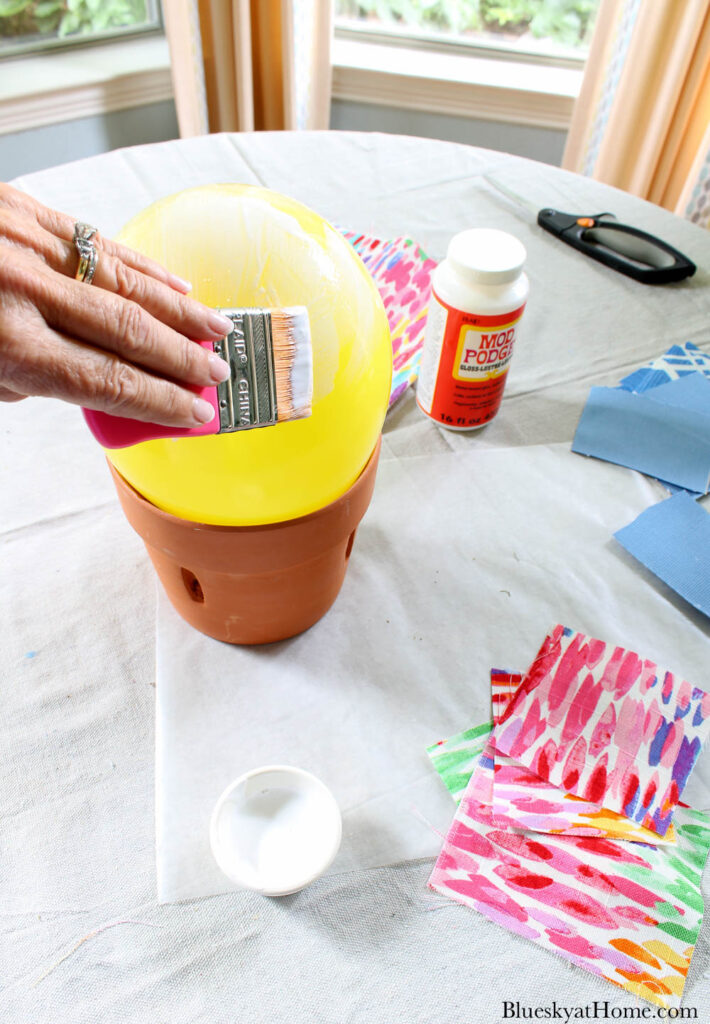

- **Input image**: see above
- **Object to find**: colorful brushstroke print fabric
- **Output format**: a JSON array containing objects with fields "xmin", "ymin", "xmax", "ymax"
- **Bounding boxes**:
[
  {"xmin": 340, "ymin": 229, "xmax": 436, "ymax": 407},
  {"xmin": 490, "ymin": 749, "xmax": 677, "ymax": 845},
  {"xmin": 429, "ymin": 671, "xmax": 677, "ymax": 844},
  {"xmin": 428, "ymin": 738, "xmax": 710, "ymax": 1009},
  {"xmin": 491, "ymin": 669, "xmax": 522, "ymax": 723},
  {"xmin": 491, "ymin": 670, "xmax": 676, "ymax": 843},
  {"xmin": 428, "ymin": 718, "xmax": 676, "ymax": 843},
  {"xmin": 427, "ymin": 722, "xmax": 492, "ymax": 803},
  {"xmin": 426, "ymin": 670, "xmax": 521, "ymax": 803},
  {"xmin": 427, "ymin": 633, "xmax": 710, "ymax": 1006},
  {"xmin": 495, "ymin": 625, "xmax": 710, "ymax": 837}
]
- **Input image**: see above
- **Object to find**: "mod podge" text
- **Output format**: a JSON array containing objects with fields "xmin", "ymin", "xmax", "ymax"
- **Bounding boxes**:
[{"xmin": 459, "ymin": 327, "xmax": 516, "ymax": 372}]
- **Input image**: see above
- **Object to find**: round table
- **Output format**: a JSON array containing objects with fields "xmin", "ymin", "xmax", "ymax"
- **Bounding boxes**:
[{"xmin": 3, "ymin": 131, "xmax": 710, "ymax": 1023}]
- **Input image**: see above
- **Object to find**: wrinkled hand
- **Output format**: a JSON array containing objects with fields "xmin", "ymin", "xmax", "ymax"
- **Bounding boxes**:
[{"xmin": 0, "ymin": 183, "xmax": 233, "ymax": 427}]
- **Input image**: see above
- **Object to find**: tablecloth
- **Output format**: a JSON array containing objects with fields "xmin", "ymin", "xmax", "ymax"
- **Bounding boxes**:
[{"xmin": 2, "ymin": 131, "xmax": 710, "ymax": 1024}]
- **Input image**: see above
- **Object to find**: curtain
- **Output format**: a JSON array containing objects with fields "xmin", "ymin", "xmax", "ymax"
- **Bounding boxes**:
[
  {"xmin": 563, "ymin": 0, "xmax": 710, "ymax": 228},
  {"xmin": 163, "ymin": 0, "xmax": 333, "ymax": 136}
]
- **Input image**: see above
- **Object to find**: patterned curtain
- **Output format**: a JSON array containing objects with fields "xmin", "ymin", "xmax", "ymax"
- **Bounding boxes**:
[
  {"xmin": 163, "ymin": 0, "xmax": 333, "ymax": 136},
  {"xmin": 563, "ymin": 0, "xmax": 710, "ymax": 228}
]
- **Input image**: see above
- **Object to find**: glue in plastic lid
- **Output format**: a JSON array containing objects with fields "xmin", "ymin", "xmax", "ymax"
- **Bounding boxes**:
[
  {"xmin": 209, "ymin": 765, "xmax": 342, "ymax": 897},
  {"xmin": 446, "ymin": 228, "xmax": 526, "ymax": 286}
]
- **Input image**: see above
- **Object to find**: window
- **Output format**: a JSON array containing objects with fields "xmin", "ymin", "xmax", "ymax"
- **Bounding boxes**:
[
  {"xmin": 331, "ymin": 0, "xmax": 595, "ymax": 155},
  {"xmin": 334, "ymin": 0, "xmax": 600, "ymax": 68},
  {"xmin": 0, "ymin": 0, "xmax": 162, "ymax": 59}
]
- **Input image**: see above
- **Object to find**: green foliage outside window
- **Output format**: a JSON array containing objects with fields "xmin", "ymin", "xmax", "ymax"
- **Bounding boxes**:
[
  {"xmin": 0, "ymin": 0, "xmax": 150, "ymax": 46},
  {"xmin": 336, "ymin": 0, "xmax": 599, "ymax": 50}
]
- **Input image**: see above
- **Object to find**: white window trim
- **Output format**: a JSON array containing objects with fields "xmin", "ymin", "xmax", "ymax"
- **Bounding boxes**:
[
  {"xmin": 331, "ymin": 36, "xmax": 583, "ymax": 130},
  {"xmin": 0, "ymin": 35, "xmax": 173, "ymax": 137}
]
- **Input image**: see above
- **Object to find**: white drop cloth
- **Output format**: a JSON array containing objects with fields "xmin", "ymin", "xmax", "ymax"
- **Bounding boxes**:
[{"xmin": 3, "ymin": 132, "xmax": 710, "ymax": 1023}]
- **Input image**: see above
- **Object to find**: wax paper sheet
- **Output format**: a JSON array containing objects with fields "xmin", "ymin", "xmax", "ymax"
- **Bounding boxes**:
[
  {"xmin": 572, "ymin": 386, "xmax": 710, "ymax": 494},
  {"xmin": 495, "ymin": 625, "xmax": 710, "ymax": 836},
  {"xmin": 429, "ymin": 734, "xmax": 710, "ymax": 1009},
  {"xmin": 340, "ymin": 229, "xmax": 436, "ymax": 407},
  {"xmin": 615, "ymin": 492, "xmax": 710, "ymax": 619},
  {"xmin": 619, "ymin": 342, "xmax": 710, "ymax": 394}
]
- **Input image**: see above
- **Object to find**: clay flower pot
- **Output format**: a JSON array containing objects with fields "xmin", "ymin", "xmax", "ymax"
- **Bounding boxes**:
[{"xmin": 108, "ymin": 439, "xmax": 381, "ymax": 645}]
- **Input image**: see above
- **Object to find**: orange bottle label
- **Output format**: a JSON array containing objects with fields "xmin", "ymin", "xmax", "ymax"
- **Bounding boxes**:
[{"xmin": 417, "ymin": 290, "xmax": 526, "ymax": 429}]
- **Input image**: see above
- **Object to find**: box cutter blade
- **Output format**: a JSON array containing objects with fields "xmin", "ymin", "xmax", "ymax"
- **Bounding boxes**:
[{"xmin": 483, "ymin": 175, "xmax": 696, "ymax": 285}]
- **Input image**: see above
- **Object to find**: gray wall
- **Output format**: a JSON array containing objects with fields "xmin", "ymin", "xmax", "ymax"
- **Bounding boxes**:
[
  {"xmin": 2, "ymin": 99, "xmax": 178, "ymax": 182},
  {"xmin": 330, "ymin": 99, "xmax": 566, "ymax": 165}
]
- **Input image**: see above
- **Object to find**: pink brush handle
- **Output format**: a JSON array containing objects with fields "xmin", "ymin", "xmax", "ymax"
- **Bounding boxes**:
[{"xmin": 82, "ymin": 341, "xmax": 221, "ymax": 449}]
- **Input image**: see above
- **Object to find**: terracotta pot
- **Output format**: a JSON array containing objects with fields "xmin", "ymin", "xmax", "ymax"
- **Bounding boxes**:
[{"xmin": 108, "ymin": 438, "xmax": 381, "ymax": 645}]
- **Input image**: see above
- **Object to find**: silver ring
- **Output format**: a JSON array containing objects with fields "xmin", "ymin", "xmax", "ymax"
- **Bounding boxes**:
[{"xmin": 73, "ymin": 221, "xmax": 98, "ymax": 284}]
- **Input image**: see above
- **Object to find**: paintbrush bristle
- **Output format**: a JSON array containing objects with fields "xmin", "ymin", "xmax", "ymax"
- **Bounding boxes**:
[{"xmin": 270, "ymin": 307, "xmax": 314, "ymax": 423}]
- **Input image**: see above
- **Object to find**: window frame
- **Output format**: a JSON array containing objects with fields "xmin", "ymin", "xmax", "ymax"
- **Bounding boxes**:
[
  {"xmin": 0, "ymin": 0, "xmax": 163, "ymax": 61},
  {"xmin": 0, "ymin": 34, "xmax": 173, "ymax": 137},
  {"xmin": 331, "ymin": 31, "xmax": 584, "ymax": 132},
  {"xmin": 334, "ymin": 21, "xmax": 589, "ymax": 72}
]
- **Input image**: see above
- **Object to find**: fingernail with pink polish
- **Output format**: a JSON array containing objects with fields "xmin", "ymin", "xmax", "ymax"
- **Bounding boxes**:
[
  {"xmin": 208, "ymin": 353, "xmax": 231, "ymax": 383},
  {"xmin": 169, "ymin": 274, "xmax": 192, "ymax": 293},
  {"xmin": 193, "ymin": 397, "xmax": 216, "ymax": 424},
  {"xmin": 207, "ymin": 311, "xmax": 235, "ymax": 337}
]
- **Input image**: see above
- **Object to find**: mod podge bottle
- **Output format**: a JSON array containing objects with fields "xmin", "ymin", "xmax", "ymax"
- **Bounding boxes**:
[{"xmin": 416, "ymin": 228, "xmax": 528, "ymax": 431}]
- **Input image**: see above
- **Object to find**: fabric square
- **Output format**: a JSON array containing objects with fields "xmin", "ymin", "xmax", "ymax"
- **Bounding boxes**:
[
  {"xmin": 488, "ymin": 670, "xmax": 678, "ymax": 844},
  {"xmin": 619, "ymin": 342, "xmax": 710, "ymax": 394},
  {"xmin": 428, "ymin": 669, "xmax": 677, "ymax": 844},
  {"xmin": 644, "ymin": 372, "xmax": 710, "ymax": 417},
  {"xmin": 427, "ymin": 669, "xmax": 520, "ymax": 803},
  {"xmin": 429, "ymin": 745, "xmax": 710, "ymax": 1009},
  {"xmin": 495, "ymin": 625, "xmax": 710, "ymax": 836},
  {"xmin": 490, "ymin": 749, "xmax": 677, "ymax": 845},
  {"xmin": 491, "ymin": 669, "xmax": 523, "ymax": 724},
  {"xmin": 571, "ymin": 386, "xmax": 710, "ymax": 494},
  {"xmin": 340, "ymin": 229, "xmax": 436, "ymax": 408},
  {"xmin": 617, "ymin": 346, "xmax": 710, "ymax": 495},
  {"xmin": 426, "ymin": 722, "xmax": 492, "ymax": 803},
  {"xmin": 615, "ymin": 491, "xmax": 710, "ymax": 619}
]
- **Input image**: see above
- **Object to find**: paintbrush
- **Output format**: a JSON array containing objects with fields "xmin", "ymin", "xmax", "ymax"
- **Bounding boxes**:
[{"xmin": 83, "ymin": 306, "xmax": 313, "ymax": 449}]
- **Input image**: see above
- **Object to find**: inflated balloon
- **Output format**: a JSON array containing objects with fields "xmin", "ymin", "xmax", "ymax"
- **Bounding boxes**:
[{"xmin": 107, "ymin": 185, "xmax": 392, "ymax": 526}]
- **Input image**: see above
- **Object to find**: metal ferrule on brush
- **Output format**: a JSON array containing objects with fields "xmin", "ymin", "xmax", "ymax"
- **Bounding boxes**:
[{"xmin": 213, "ymin": 310, "xmax": 278, "ymax": 432}]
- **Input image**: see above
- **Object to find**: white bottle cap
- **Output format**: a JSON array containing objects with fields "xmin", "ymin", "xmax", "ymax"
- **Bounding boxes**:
[
  {"xmin": 209, "ymin": 765, "xmax": 342, "ymax": 896},
  {"xmin": 447, "ymin": 228, "xmax": 526, "ymax": 286}
]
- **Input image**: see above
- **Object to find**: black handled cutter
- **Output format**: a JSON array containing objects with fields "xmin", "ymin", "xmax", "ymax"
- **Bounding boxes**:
[{"xmin": 485, "ymin": 176, "xmax": 696, "ymax": 285}]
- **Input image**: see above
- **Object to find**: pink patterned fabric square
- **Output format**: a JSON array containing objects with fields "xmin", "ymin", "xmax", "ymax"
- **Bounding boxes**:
[
  {"xmin": 489, "ymin": 669, "xmax": 677, "ymax": 843},
  {"xmin": 494, "ymin": 625, "xmax": 710, "ymax": 836},
  {"xmin": 339, "ymin": 229, "xmax": 436, "ymax": 408}
]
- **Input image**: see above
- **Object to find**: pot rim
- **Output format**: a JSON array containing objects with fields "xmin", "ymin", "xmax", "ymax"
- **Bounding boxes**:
[{"xmin": 108, "ymin": 435, "xmax": 382, "ymax": 534}]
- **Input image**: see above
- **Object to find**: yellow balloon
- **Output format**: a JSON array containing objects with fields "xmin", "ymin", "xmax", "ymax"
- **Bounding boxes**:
[{"xmin": 107, "ymin": 185, "xmax": 392, "ymax": 525}]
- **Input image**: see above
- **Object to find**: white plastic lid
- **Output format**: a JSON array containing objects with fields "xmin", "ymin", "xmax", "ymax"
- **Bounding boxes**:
[
  {"xmin": 209, "ymin": 765, "xmax": 342, "ymax": 897},
  {"xmin": 447, "ymin": 228, "xmax": 526, "ymax": 286}
]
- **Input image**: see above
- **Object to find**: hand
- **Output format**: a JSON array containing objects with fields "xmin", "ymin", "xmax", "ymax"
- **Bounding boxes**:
[{"xmin": 0, "ymin": 183, "xmax": 234, "ymax": 427}]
